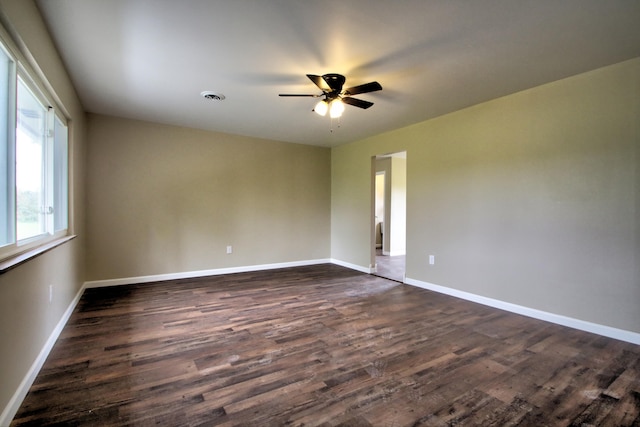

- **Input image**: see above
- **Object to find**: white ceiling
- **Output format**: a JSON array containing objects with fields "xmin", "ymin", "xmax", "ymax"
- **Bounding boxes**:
[{"xmin": 36, "ymin": 0, "xmax": 640, "ymax": 147}]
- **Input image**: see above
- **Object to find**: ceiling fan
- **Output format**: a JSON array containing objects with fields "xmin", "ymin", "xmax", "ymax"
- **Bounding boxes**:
[{"xmin": 279, "ymin": 73, "xmax": 382, "ymax": 118}]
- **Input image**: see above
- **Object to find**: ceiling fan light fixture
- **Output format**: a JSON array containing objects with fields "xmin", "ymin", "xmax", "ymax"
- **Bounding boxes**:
[
  {"xmin": 314, "ymin": 100, "xmax": 328, "ymax": 116},
  {"xmin": 280, "ymin": 73, "xmax": 382, "ymax": 119},
  {"xmin": 329, "ymin": 99, "xmax": 345, "ymax": 118}
]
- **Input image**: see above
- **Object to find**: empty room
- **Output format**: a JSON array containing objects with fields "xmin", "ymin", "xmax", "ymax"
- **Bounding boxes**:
[{"xmin": 1, "ymin": 0, "xmax": 639, "ymax": 425}]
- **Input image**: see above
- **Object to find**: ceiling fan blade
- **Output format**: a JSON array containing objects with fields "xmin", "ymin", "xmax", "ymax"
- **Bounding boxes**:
[
  {"xmin": 344, "ymin": 81, "xmax": 382, "ymax": 96},
  {"xmin": 322, "ymin": 73, "xmax": 346, "ymax": 92},
  {"xmin": 342, "ymin": 97, "xmax": 374, "ymax": 109},
  {"xmin": 307, "ymin": 74, "xmax": 329, "ymax": 91},
  {"xmin": 279, "ymin": 94, "xmax": 321, "ymax": 97}
]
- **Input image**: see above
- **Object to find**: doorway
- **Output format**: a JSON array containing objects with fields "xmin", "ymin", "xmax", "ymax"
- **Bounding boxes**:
[{"xmin": 372, "ymin": 151, "xmax": 406, "ymax": 282}]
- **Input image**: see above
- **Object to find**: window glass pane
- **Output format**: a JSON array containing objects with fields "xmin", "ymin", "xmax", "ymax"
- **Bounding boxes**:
[
  {"xmin": 16, "ymin": 79, "xmax": 46, "ymax": 241},
  {"xmin": 0, "ymin": 47, "xmax": 14, "ymax": 246},
  {"xmin": 53, "ymin": 116, "xmax": 68, "ymax": 232}
]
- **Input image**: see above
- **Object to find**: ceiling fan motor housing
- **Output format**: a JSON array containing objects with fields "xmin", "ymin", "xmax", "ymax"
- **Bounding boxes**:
[
  {"xmin": 278, "ymin": 73, "xmax": 382, "ymax": 111},
  {"xmin": 322, "ymin": 73, "xmax": 346, "ymax": 93}
]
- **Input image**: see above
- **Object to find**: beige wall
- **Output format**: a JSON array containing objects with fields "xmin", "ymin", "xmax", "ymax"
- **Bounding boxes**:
[
  {"xmin": 86, "ymin": 114, "xmax": 331, "ymax": 281},
  {"xmin": 332, "ymin": 58, "xmax": 640, "ymax": 333},
  {"xmin": 0, "ymin": 0, "xmax": 87, "ymax": 419}
]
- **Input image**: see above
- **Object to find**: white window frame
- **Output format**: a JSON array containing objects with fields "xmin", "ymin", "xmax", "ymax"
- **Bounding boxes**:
[{"xmin": 0, "ymin": 31, "xmax": 70, "ymax": 263}]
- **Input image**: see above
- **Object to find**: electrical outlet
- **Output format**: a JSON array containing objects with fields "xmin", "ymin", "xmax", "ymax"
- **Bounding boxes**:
[
  {"xmin": 226, "ymin": 245, "xmax": 233, "ymax": 254},
  {"xmin": 429, "ymin": 255, "xmax": 435, "ymax": 265}
]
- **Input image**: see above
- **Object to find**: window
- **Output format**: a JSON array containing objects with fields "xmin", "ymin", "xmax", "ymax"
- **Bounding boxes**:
[
  {"xmin": 0, "ymin": 45, "xmax": 15, "ymax": 248},
  {"xmin": 0, "ymin": 39, "xmax": 69, "ymax": 261},
  {"xmin": 16, "ymin": 78, "xmax": 47, "ymax": 241}
]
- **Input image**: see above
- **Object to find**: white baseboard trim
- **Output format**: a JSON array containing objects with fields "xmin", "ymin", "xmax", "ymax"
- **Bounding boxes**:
[
  {"xmin": 84, "ymin": 259, "xmax": 332, "ymax": 288},
  {"xmin": 330, "ymin": 258, "xmax": 374, "ymax": 274},
  {"xmin": 0, "ymin": 283, "xmax": 86, "ymax": 427},
  {"xmin": 404, "ymin": 277, "xmax": 640, "ymax": 345}
]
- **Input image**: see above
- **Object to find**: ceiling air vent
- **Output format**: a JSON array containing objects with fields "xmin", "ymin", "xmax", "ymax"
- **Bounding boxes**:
[{"xmin": 200, "ymin": 91, "xmax": 225, "ymax": 101}]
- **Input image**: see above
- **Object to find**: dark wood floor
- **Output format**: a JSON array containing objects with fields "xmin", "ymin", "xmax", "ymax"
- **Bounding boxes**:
[{"xmin": 12, "ymin": 264, "xmax": 640, "ymax": 426}]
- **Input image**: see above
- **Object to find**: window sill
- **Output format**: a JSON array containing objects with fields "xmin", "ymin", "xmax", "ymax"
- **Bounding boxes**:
[{"xmin": 0, "ymin": 235, "xmax": 77, "ymax": 275}]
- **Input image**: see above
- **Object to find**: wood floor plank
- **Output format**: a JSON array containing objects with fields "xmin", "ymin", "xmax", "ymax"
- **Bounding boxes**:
[{"xmin": 10, "ymin": 264, "xmax": 640, "ymax": 426}]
